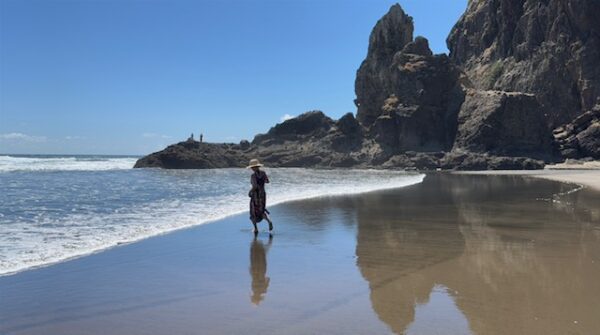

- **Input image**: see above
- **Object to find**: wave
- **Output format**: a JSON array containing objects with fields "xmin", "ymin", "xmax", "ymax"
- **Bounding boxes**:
[
  {"xmin": 0, "ymin": 168, "xmax": 424, "ymax": 276},
  {"xmin": 0, "ymin": 155, "xmax": 137, "ymax": 172}
]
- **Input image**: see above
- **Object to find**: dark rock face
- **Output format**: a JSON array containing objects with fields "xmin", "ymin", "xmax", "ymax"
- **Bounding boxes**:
[
  {"xmin": 402, "ymin": 36, "xmax": 433, "ymax": 57},
  {"xmin": 441, "ymin": 151, "xmax": 544, "ymax": 170},
  {"xmin": 355, "ymin": 5, "xmax": 465, "ymax": 155},
  {"xmin": 247, "ymin": 111, "xmax": 366, "ymax": 168},
  {"xmin": 354, "ymin": 4, "xmax": 413, "ymax": 127},
  {"xmin": 133, "ymin": 140, "xmax": 249, "ymax": 169},
  {"xmin": 381, "ymin": 151, "xmax": 444, "ymax": 170},
  {"xmin": 448, "ymin": 0, "xmax": 600, "ymax": 127},
  {"xmin": 330, "ymin": 113, "xmax": 364, "ymax": 152},
  {"xmin": 453, "ymin": 90, "xmax": 554, "ymax": 159},
  {"xmin": 252, "ymin": 111, "xmax": 334, "ymax": 146},
  {"xmin": 553, "ymin": 102, "xmax": 600, "ymax": 159}
]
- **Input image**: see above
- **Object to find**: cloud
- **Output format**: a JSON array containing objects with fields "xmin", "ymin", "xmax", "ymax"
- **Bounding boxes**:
[
  {"xmin": 142, "ymin": 133, "xmax": 172, "ymax": 139},
  {"xmin": 0, "ymin": 132, "xmax": 47, "ymax": 142},
  {"xmin": 280, "ymin": 114, "xmax": 295, "ymax": 122},
  {"xmin": 65, "ymin": 135, "xmax": 86, "ymax": 140}
]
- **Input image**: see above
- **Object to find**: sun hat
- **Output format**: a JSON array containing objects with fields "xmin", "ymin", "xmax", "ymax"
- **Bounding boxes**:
[{"xmin": 246, "ymin": 158, "xmax": 264, "ymax": 169}]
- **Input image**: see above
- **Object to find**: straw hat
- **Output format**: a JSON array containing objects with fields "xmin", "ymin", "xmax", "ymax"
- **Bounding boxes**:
[{"xmin": 246, "ymin": 158, "xmax": 264, "ymax": 168}]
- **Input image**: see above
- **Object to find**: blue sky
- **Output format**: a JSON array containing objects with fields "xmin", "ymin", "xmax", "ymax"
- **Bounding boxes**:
[{"xmin": 0, "ymin": 0, "xmax": 467, "ymax": 155}]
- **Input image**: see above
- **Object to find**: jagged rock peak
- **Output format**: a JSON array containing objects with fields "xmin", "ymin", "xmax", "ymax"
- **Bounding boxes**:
[
  {"xmin": 355, "ymin": 3, "xmax": 464, "ymax": 151},
  {"xmin": 366, "ymin": 3, "xmax": 414, "ymax": 63},
  {"xmin": 401, "ymin": 36, "xmax": 433, "ymax": 56},
  {"xmin": 355, "ymin": 4, "xmax": 432, "ymax": 127}
]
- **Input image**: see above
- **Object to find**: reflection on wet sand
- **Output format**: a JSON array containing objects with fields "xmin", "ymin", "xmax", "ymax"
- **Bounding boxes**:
[
  {"xmin": 249, "ymin": 235, "xmax": 272, "ymax": 305},
  {"xmin": 355, "ymin": 174, "xmax": 600, "ymax": 335}
]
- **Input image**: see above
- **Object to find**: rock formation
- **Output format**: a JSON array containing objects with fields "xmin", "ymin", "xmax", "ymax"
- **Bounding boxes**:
[
  {"xmin": 135, "ymin": 1, "xmax": 599, "ymax": 170},
  {"xmin": 453, "ymin": 90, "xmax": 554, "ymax": 160},
  {"xmin": 355, "ymin": 4, "xmax": 465, "ymax": 157},
  {"xmin": 447, "ymin": 0, "xmax": 600, "ymax": 128},
  {"xmin": 553, "ymin": 101, "xmax": 600, "ymax": 159},
  {"xmin": 248, "ymin": 111, "xmax": 366, "ymax": 168},
  {"xmin": 133, "ymin": 139, "xmax": 248, "ymax": 169}
]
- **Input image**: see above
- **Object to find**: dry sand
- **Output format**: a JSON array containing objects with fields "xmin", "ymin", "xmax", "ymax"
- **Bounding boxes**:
[
  {"xmin": 455, "ymin": 161, "xmax": 600, "ymax": 191},
  {"xmin": 1, "ymin": 173, "xmax": 599, "ymax": 335}
]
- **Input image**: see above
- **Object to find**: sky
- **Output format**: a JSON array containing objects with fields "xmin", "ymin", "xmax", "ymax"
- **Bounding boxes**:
[{"xmin": 0, "ymin": 0, "xmax": 467, "ymax": 155}]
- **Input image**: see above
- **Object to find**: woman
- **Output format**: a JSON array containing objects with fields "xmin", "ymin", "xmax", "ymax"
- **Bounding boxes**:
[{"xmin": 247, "ymin": 158, "xmax": 273, "ymax": 233}]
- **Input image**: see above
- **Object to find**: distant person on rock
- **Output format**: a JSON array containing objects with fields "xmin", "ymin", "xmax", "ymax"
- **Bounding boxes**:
[
  {"xmin": 247, "ymin": 158, "xmax": 273, "ymax": 234},
  {"xmin": 200, "ymin": 133, "xmax": 203, "ymax": 143}
]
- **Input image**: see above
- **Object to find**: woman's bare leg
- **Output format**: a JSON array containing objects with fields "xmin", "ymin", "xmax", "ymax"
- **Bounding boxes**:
[
  {"xmin": 264, "ymin": 213, "xmax": 273, "ymax": 231},
  {"xmin": 251, "ymin": 220, "xmax": 258, "ymax": 234}
]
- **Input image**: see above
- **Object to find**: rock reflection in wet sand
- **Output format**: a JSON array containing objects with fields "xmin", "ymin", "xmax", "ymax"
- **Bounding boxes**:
[
  {"xmin": 405, "ymin": 285, "xmax": 471, "ymax": 335},
  {"xmin": 354, "ymin": 174, "xmax": 600, "ymax": 335}
]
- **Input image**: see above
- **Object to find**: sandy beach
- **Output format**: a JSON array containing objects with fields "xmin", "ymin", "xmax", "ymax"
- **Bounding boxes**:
[
  {"xmin": 456, "ymin": 162, "xmax": 600, "ymax": 191},
  {"xmin": 1, "ymin": 173, "xmax": 599, "ymax": 335}
]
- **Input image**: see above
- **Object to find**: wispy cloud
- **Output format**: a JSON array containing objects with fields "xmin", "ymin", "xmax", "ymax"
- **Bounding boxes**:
[
  {"xmin": 0, "ymin": 132, "xmax": 47, "ymax": 142},
  {"xmin": 65, "ymin": 135, "xmax": 86, "ymax": 140},
  {"xmin": 280, "ymin": 114, "xmax": 295, "ymax": 122},
  {"xmin": 142, "ymin": 132, "xmax": 172, "ymax": 139}
]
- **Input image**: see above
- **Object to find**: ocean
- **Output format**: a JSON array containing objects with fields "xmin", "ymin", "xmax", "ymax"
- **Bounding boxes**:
[{"xmin": 0, "ymin": 155, "xmax": 424, "ymax": 276}]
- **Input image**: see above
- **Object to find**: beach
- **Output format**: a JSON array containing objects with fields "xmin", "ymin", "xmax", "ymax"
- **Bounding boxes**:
[
  {"xmin": 1, "ymin": 173, "xmax": 599, "ymax": 335},
  {"xmin": 456, "ymin": 162, "xmax": 600, "ymax": 191},
  {"xmin": 2, "ymin": 0, "xmax": 599, "ymax": 333}
]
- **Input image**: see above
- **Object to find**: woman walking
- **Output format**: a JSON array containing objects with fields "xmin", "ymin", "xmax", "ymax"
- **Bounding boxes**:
[{"xmin": 247, "ymin": 158, "xmax": 273, "ymax": 234}]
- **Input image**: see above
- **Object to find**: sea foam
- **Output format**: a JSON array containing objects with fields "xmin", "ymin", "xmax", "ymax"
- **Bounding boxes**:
[
  {"xmin": 0, "ymin": 155, "xmax": 137, "ymax": 172},
  {"xmin": 0, "ymin": 159, "xmax": 424, "ymax": 276}
]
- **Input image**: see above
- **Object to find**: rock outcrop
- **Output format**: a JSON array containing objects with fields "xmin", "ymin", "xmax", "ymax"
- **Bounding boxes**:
[
  {"xmin": 355, "ymin": 4, "xmax": 465, "ymax": 158},
  {"xmin": 133, "ymin": 139, "xmax": 249, "ymax": 169},
  {"xmin": 553, "ymin": 101, "xmax": 600, "ymax": 159},
  {"xmin": 248, "ymin": 111, "xmax": 367, "ymax": 168},
  {"xmin": 136, "ymin": 2, "xmax": 599, "ymax": 171},
  {"xmin": 453, "ymin": 90, "xmax": 554, "ymax": 160},
  {"xmin": 440, "ymin": 151, "xmax": 544, "ymax": 171},
  {"xmin": 447, "ymin": 0, "xmax": 600, "ymax": 128}
]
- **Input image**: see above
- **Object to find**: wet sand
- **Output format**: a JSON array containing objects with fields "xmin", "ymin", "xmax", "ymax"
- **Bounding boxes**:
[{"xmin": 1, "ymin": 173, "xmax": 599, "ymax": 335}]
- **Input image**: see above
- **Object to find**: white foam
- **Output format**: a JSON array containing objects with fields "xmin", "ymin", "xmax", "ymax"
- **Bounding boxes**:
[
  {"xmin": 0, "ymin": 155, "xmax": 137, "ymax": 172},
  {"xmin": 0, "ymin": 168, "xmax": 424, "ymax": 276}
]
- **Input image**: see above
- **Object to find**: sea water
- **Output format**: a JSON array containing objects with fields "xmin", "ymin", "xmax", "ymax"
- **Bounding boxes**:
[{"xmin": 0, "ymin": 155, "xmax": 425, "ymax": 276}]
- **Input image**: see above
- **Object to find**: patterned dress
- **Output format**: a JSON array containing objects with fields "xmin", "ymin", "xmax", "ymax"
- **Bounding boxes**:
[{"xmin": 249, "ymin": 170, "xmax": 269, "ymax": 223}]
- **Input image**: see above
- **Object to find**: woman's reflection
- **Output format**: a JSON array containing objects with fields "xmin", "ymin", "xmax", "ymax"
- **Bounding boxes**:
[{"xmin": 249, "ymin": 234, "xmax": 272, "ymax": 305}]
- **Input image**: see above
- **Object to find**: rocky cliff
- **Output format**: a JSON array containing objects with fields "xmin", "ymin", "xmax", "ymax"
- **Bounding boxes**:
[
  {"xmin": 447, "ymin": 0, "xmax": 600, "ymax": 128},
  {"xmin": 453, "ymin": 89, "xmax": 553, "ymax": 160},
  {"xmin": 135, "ymin": 1, "xmax": 599, "ymax": 170}
]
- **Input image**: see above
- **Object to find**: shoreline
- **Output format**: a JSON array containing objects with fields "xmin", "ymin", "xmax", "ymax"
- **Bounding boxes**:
[
  {"xmin": 0, "ymin": 171, "xmax": 425, "ymax": 278},
  {"xmin": 3, "ymin": 165, "xmax": 598, "ymax": 279},
  {"xmin": 4, "ymin": 167, "xmax": 599, "ymax": 278}
]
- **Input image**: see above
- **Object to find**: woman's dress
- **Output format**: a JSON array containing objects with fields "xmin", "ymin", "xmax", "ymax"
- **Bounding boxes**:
[{"xmin": 249, "ymin": 171, "xmax": 269, "ymax": 223}]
